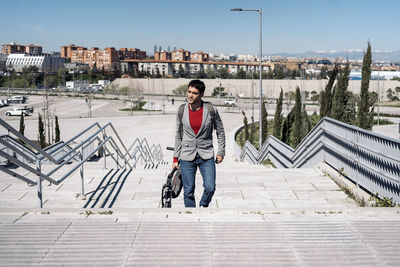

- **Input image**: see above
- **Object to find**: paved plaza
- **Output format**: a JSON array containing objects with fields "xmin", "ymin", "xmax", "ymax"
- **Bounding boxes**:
[{"xmin": 0, "ymin": 95, "xmax": 399, "ymax": 266}]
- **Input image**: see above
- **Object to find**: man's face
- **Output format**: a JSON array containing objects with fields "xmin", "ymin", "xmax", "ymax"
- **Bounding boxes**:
[{"xmin": 187, "ymin": 86, "xmax": 203, "ymax": 105}]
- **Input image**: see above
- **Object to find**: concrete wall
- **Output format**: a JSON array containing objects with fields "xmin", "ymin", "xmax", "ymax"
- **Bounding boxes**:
[{"xmin": 110, "ymin": 78, "xmax": 400, "ymax": 100}]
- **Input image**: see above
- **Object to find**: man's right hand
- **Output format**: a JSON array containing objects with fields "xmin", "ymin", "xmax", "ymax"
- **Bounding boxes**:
[{"xmin": 172, "ymin": 162, "xmax": 179, "ymax": 169}]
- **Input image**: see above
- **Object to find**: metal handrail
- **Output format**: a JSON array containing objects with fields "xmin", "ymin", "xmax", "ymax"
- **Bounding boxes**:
[
  {"xmin": 0, "ymin": 117, "xmax": 164, "ymax": 207},
  {"xmin": 234, "ymin": 117, "xmax": 400, "ymax": 203},
  {"xmin": 0, "ymin": 119, "xmax": 58, "ymax": 164}
]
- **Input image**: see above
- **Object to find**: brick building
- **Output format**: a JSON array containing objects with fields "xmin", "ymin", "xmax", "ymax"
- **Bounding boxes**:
[
  {"xmin": 191, "ymin": 51, "xmax": 209, "ymax": 62},
  {"xmin": 1, "ymin": 43, "xmax": 43, "ymax": 55},
  {"xmin": 62, "ymin": 45, "xmax": 146, "ymax": 70},
  {"xmin": 70, "ymin": 47, "xmax": 119, "ymax": 70},
  {"xmin": 61, "ymin": 44, "xmax": 86, "ymax": 59},
  {"xmin": 118, "ymin": 48, "xmax": 146, "ymax": 60},
  {"xmin": 171, "ymin": 49, "xmax": 191, "ymax": 61},
  {"xmin": 154, "ymin": 51, "xmax": 171, "ymax": 61}
]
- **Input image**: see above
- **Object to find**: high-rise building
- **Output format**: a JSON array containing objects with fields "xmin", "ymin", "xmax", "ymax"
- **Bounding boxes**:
[{"xmin": 61, "ymin": 44, "xmax": 86, "ymax": 58}]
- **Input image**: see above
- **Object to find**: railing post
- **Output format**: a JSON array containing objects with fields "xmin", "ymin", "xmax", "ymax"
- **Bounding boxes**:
[
  {"xmin": 36, "ymin": 158, "xmax": 43, "ymax": 208},
  {"xmin": 103, "ymin": 130, "xmax": 107, "ymax": 170},
  {"xmin": 322, "ymin": 120, "xmax": 326, "ymax": 163},
  {"xmin": 116, "ymin": 150, "xmax": 119, "ymax": 169},
  {"xmin": 355, "ymin": 130, "xmax": 360, "ymax": 188},
  {"xmin": 80, "ymin": 146, "xmax": 85, "ymax": 197}
]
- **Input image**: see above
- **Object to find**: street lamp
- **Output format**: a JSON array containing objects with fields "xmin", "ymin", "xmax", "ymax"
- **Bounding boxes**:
[{"xmin": 231, "ymin": 8, "xmax": 263, "ymax": 148}]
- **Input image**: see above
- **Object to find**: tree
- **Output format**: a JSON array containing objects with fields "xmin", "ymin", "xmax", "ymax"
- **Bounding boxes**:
[
  {"xmin": 242, "ymin": 111, "xmax": 249, "ymax": 142},
  {"xmin": 218, "ymin": 67, "xmax": 230, "ymax": 79},
  {"xmin": 331, "ymin": 61, "xmax": 351, "ymax": 122},
  {"xmin": 206, "ymin": 66, "xmax": 216, "ymax": 79},
  {"xmin": 281, "ymin": 109, "xmax": 294, "ymax": 145},
  {"xmin": 19, "ymin": 113, "xmax": 25, "ymax": 136},
  {"xmin": 320, "ymin": 64, "xmax": 339, "ymax": 118},
  {"xmin": 173, "ymin": 84, "xmax": 187, "ymax": 95},
  {"xmin": 55, "ymin": 116, "xmax": 60, "ymax": 143},
  {"xmin": 291, "ymin": 87, "xmax": 302, "ymax": 147},
  {"xmin": 311, "ymin": 90, "xmax": 319, "ymax": 103},
  {"xmin": 357, "ymin": 42, "xmax": 374, "ymax": 129},
  {"xmin": 261, "ymin": 101, "xmax": 268, "ymax": 144},
  {"xmin": 211, "ymin": 86, "xmax": 227, "ymax": 97},
  {"xmin": 235, "ymin": 68, "xmax": 247, "ymax": 79},
  {"xmin": 273, "ymin": 88, "xmax": 283, "ymax": 139},
  {"xmin": 386, "ymin": 88, "xmax": 399, "ymax": 101},
  {"xmin": 249, "ymin": 116, "xmax": 255, "ymax": 145},
  {"xmin": 177, "ymin": 65, "xmax": 185, "ymax": 78},
  {"xmin": 38, "ymin": 113, "xmax": 46, "ymax": 148}
]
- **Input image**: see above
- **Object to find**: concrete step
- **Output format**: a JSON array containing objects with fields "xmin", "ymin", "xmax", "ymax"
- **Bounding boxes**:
[{"xmin": 0, "ymin": 220, "xmax": 399, "ymax": 266}]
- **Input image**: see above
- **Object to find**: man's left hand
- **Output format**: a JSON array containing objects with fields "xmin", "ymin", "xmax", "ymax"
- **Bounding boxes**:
[{"xmin": 215, "ymin": 155, "xmax": 224, "ymax": 164}]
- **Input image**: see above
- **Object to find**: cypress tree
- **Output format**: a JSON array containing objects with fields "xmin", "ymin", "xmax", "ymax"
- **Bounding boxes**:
[
  {"xmin": 242, "ymin": 111, "xmax": 249, "ymax": 144},
  {"xmin": 301, "ymin": 106, "xmax": 312, "ymax": 138},
  {"xmin": 291, "ymin": 87, "xmax": 302, "ymax": 147},
  {"xmin": 261, "ymin": 101, "xmax": 268, "ymax": 144},
  {"xmin": 273, "ymin": 88, "xmax": 284, "ymax": 139},
  {"xmin": 320, "ymin": 64, "xmax": 339, "ymax": 118},
  {"xmin": 249, "ymin": 116, "xmax": 255, "ymax": 145},
  {"xmin": 331, "ymin": 61, "xmax": 351, "ymax": 122},
  {"xmin": 281, "ymin": 109, "xmax": 294, "ymax": 145},
  {"xmin": 19, "ymin": 113, "xmax": 25, "ymax": 136},
  {"xmin": 55, "ymin": 116, "xmax": 60, "ymax": 143},
  {"xmin": 357, "ymin": 41, "xmax": 374, "ymax": 129},
  {"xmin": 38, "ymin": 113, "xmax": 46, "ymax": 148}
]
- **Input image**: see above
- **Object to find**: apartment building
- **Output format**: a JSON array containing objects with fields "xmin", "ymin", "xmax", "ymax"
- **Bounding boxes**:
[
  {"xmin": 1, "ymin": 43, "xmax": 43, "ymax": 55},
  {"xmin": 154, "ymin": 51, "xmax": 171, "ymax": 61},
  {"xmin": 63, "ymin": 45, "xmax": 146, "ymax": 70},
  {"xmin": 191, "ymin": 51, "xmax": 209, "ymax": 62},
  {"xmin": 118, "ymin": 48, "xmax": 146, "ymax": 60},
  {"xmin": 61, "ymin": 44, "xmax": 86, "ymax": 58},
  {"xmin": 171, "ymin": 49, "xmax": 191, "ymax": 61},
  {"xmin": 70, "ymin": 47, "xmax": 120, "ymax": 70}
]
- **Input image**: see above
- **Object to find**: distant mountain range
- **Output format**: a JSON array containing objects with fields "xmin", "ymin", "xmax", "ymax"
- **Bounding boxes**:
[{"xmin": 267, "ymin": 50, "xmax": 400, "ymax": 62}]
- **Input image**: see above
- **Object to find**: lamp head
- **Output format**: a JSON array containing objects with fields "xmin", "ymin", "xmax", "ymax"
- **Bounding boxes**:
[{"xmin": 230, "ymin": 8, "xmax": 243, "ymax": 11}]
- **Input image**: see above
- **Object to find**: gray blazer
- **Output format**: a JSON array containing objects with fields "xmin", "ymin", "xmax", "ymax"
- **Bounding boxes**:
[{"xmin": 173, "ymin": 102, "xmax": 225, "ymax": 161}]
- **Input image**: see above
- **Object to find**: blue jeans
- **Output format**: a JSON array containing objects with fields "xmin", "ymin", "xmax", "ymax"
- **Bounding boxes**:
[{"xmin": 180, "ymin": 154, "xmax": 216, "ymax": 208}]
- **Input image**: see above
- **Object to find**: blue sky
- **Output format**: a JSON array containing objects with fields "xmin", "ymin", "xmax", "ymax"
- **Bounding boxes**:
[{"xmin": 1, "ymin": 0, "xmax": 399, "ymax": 55}]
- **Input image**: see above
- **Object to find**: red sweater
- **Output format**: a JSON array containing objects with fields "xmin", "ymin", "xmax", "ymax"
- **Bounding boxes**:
[{"xmin": 173, "ymin": 106, "xmax": 203, "ymax": 163}]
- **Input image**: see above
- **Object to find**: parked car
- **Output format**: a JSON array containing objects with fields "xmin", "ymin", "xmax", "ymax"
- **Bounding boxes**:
[
  {"xmin": 5, "ymin": 107, "xmax": 31, "ymax": 116},
  {"xmin": 20, "ymin": 105, "xmax": 34, "ymax": 113},
  {"xmin": 1, "ymin": 99, "xmax": 10, "ymax": 106},
  {"xmin": 7, "ymin": 95, "xmax": 26, "ymax": 104},
  {"xmin": 224, "ymin": 99, "xmax": 236, "ymax": 106}
]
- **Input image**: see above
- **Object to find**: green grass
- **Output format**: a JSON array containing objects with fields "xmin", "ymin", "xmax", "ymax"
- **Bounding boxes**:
[
  {"xmin": 372, "ymin": 112, "xmax": 400, "ymax": 118},
  {"xmin": 373, "ymin": 119, "xmax": 394, "ymax": 125},
  {"xmin": 119, "ymin": 101, "xmax": 149, "ymax": 112}
]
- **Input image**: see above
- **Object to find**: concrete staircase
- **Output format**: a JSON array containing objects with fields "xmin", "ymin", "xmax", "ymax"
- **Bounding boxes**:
[{"xmin": 1, "ymin": 158, "xmax": 400, "ymax": 266}]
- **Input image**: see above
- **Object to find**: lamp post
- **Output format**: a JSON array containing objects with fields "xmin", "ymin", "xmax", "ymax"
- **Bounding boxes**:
[{"xmin": 231, "ymin": 8, "xmax": 263, "ymax": 148}]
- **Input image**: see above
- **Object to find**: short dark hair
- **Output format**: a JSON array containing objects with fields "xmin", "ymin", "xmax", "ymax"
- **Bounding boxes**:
[{"xmin": 188, "ymin": 79, "xmax": 205, "ymax": 94}]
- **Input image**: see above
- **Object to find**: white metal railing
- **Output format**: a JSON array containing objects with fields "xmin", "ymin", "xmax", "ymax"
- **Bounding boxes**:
[
  {"xmin": 0, "ymin": 118, "xmax": 164, "ymax": 207},
  {"xmin": 234, "ymin": 117, "xmax": 400, "ymax": 203}
]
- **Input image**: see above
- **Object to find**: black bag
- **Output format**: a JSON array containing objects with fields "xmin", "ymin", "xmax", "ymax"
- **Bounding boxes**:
[
  {"xmin": 171, "ymin": 168, "xmax": 183, "ymax": 198},
  {"xmin": 161, "ymin": 167, "xmax": 183, "ymax": 208}
]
